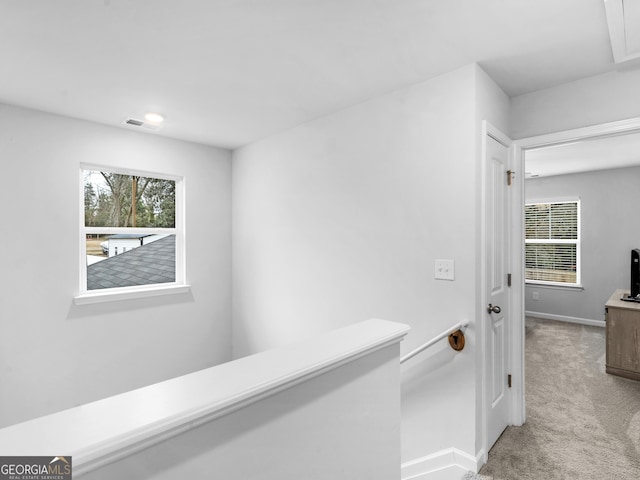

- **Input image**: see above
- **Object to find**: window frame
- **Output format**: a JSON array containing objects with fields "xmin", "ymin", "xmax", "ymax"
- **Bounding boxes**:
[
  {"xmin": 75, "ymin": 163, "xmax": 188, "ymax": 305},
  {"xmin": 524, "ymin": 198, "xmax": 581, "ymax": 288}
]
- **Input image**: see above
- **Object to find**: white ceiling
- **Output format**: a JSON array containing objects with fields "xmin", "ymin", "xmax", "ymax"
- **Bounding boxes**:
[
  {"xmin": 525, "ymin": 131, "xmax": 640, "ymax": 178},
  {"xmin": 0, "ymin": 0, "xmax": 626, "ymax": 149}
]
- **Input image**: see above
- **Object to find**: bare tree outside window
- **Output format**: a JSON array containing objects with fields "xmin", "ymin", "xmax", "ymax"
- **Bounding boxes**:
[
  {"xmin": 81, "ymin": 169, "xmax": 180, "ymax": 292},
  {"xmin": 84, "ymin": 171, "xmax": 175, "ymax": 228}
]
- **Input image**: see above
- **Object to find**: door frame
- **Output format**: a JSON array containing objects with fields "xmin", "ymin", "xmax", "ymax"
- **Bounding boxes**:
[
  {"xmin": 509, "ymin": 116, "xmax": 640, "ymax": 429},
  {"xmin": 480, "ymin": 120, "xmax": 513, "ymax": 462}
]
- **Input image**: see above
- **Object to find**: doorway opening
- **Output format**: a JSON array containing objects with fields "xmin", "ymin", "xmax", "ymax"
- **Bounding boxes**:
[{"xmin": 511, "ymin": 116, "xmax": 640, "ymax": 424}]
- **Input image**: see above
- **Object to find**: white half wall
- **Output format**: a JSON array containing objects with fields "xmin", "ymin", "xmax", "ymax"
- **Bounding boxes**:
[
  {"xmin": 81, "ymin": 344, "xmax": 403, "ymax": 480},
  {"xmin": 0, "ymin": 319, "xmax": 408, "ymax": 480},
  {"xmin": 232, "ymin": 64, "xmax": 509, "ymax": 469},
  {"xmin": 0, "ymin": 104, "xmax": 232, "ymax": 428},
  {"xmin": 525, "ymin": 166, "xmax": 640, "ymax": 321}
]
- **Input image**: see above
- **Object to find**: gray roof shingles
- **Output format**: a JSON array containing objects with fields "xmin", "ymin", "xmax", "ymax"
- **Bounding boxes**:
[{"xmin": 87, "ymin": 235, "xmax": 175, "ymax": 290}]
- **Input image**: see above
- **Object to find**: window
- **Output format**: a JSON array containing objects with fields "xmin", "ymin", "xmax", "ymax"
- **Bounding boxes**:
[
  {"xmin": 525, "ymin": 200, "xmax": 580, "ymax": 286},
  {"xmin": 77, "ymin": 165, "xmax": 186, "ymax": 303}
]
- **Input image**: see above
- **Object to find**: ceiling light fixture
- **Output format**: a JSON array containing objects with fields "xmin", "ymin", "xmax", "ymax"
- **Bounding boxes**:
[{"xmin": 144, "ymin": 112, "xmax": 164, "ymax": 124}]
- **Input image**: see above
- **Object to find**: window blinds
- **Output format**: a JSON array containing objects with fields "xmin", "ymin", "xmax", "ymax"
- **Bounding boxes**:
[{"xmin": 525, "ymin": 201, "xmax": 579, "ymax": 284}]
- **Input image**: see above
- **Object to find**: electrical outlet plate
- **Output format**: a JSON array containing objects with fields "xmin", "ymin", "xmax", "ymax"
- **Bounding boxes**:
[{"xmin": 435, "ymin": 259, "xmax": 454, "ymax": 280}]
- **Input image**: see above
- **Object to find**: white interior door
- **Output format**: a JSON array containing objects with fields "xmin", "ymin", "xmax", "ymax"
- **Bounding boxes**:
[{"xmin": 484, "ymin": 127, "xmax": 511, "ymax": 451}]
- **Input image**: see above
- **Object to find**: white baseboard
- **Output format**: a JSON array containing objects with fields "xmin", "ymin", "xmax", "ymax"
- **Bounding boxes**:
[
  {"xmin": 525, "ymin": 311, "xmax": 605, "ymax": 328},
  {"xmin": 401, "ymin": 448, "xmax": 483, "ymax": 480}
]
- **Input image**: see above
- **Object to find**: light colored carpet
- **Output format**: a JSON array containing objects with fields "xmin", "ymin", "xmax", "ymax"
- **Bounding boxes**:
[
  {"xmin": 462, "ymin": 472, "xmax": 491, "ymax": 479},
  {"xmin": 478, "ymin": 318, "xmax": 640, "ymax": 480}
]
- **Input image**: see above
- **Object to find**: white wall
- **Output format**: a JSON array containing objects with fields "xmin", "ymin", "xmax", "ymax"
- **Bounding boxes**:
[
  {"xmin": 0, "ymin": 104, "xmax": 232, "ymax": 428},
  {"xmin": 525, "ymin": 166, "xmax": 640, "ymax": 322},
  {"xmin": 510, "ymin": 69, "xmax": 640, "ymax": 139},
  {"xmin": 232, "ymin": 64, "xmax": 509, "ymax": 469}
]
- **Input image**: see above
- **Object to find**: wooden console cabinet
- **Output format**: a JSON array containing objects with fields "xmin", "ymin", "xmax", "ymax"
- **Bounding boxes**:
[{"xmin": 605, "ymin": 289, "xmax": 640, "ymax": 381}]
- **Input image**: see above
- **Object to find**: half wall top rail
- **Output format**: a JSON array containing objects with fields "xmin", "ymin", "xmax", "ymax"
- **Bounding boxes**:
[
  {"xmin": 400, "ymin": 320, "xmax": 470, "ymax": 364},
  {"xmin": 0, "ymin": 318, "xmax": 410, "ymax": 477}
]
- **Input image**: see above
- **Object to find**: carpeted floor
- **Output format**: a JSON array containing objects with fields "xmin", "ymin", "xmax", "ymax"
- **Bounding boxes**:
[{"xmin": 477, "ymin": 317, "xmax": 640, "ymax": 480}]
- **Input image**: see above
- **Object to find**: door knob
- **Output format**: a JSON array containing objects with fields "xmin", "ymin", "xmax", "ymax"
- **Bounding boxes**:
[{"xmin": 487, "ymin": 304, "xmax": 501, "ymax": 314}]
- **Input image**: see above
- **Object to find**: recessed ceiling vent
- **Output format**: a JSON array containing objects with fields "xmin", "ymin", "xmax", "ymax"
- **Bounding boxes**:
[
  {"xmin": 604, "ymin": 0, "xmax": 640, "ymax": 64},
  {"xmin": 122, "ymin": 118, "xmax": 161, "ymax": 131}
]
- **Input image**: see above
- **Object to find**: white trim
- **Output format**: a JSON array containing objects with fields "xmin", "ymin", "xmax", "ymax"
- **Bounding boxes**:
[
  {"xmin": 514, "ymin": 117, "xmax": 640, "ymax": 150},
  {"xmin": 526, "ymin": 280, "xmax": 583, "ymax": 290},
  {"xmin": 486, "ymin": 124, "xmax": 511, "ymax": 147},
  {"xmin": 74, "ymin": 284, "xmax": 192, "ymax": 305},
  {"xmin": 524, "ymin": 198, "xmax": 581, "ymax": 286},
  {"xmin": 81, "ymin": 162, "xmax": 182, "ymax": 183},
  {"xmin": 83, "ymin": 227, "xmax": 176, "ymax": 235},
  {"xmin": 79, "ymin": 165, "xmax": 186, "ymax": 297},
  {"xmin": 480, "ymin": 121, "xmax": 490, "ymax": 459},
  {"xmin": 525, "ymin": 311, "xmax": 605, "ymax": 328},
  {"xmin": 508, "ymin": 142, "xmax": 526, "ymax": 427},
  {"xmin": 604, "ymin": 0, "xmax": 640, "ymax": 64},
  {"xmin": 0, "ymin": 318, "xmax": 410, "ymax": 477},
  {"xmin": 526, "ymin": 196, "xmax": 580, "ymax": 205},
  {"xmin": 401, "ymin": 448, "xmax": 483, "ymax": 480},
  {"xmin": 79, "ymin": 168, "xmax": 88, "ymax": 291},
  {"xmin": 176, "ymin": 174, "xmax": 186, "ymax": 289}
]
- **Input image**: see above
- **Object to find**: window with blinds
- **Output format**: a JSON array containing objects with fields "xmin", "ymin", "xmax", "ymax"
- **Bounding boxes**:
[{"xmin": 525, "ymin": 201, "xmax": 580, "ymax": 285}]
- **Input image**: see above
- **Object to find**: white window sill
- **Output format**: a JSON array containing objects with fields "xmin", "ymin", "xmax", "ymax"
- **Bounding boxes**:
[
  {"xmin": 525, "ymin": 281, "xmax": 583, "ymax": 291},
  {"xmin": 74, "ymin": 284, "xmax": 191, "ymax": 305}
]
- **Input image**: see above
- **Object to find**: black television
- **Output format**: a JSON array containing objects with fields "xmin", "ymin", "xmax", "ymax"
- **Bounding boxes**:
[{"xmin": 622, "ymin": 248, "xmax": 640, "ymax": 302}]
